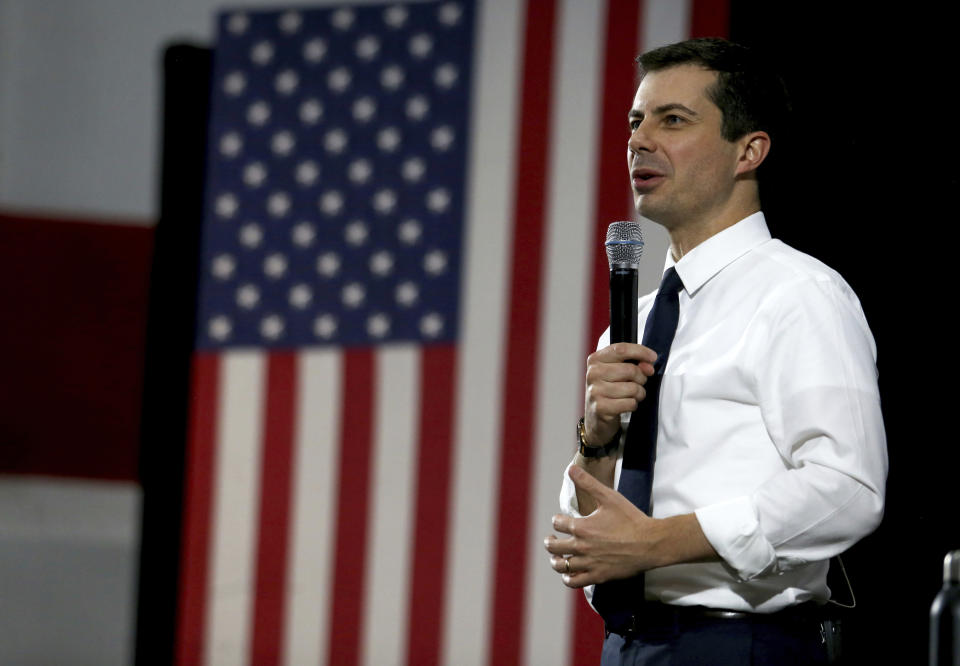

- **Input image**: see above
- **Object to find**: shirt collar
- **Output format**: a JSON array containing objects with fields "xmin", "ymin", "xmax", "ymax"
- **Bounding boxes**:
[{"xmin": 663, "ymin": 211, "xmax": 771, "ymax": 296}]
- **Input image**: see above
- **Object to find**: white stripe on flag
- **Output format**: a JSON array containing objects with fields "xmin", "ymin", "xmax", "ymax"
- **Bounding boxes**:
[
  {"xmin": 442, "ymin": 0, "xmax": 524, "ymax": 663},
  {"xmin": 207, "ymin": 352, "xmax": 264, "ymax": 666},
  {"xmin": 283, "ymin": 350, "xmax": 341, "ymax": 666},
  {"xmin": 643, "ymin": 0, "xmax": 693, "ymax": 53},
  {"xmin": 362, "ymin": 345, "xmax": 420, "ymax": 666},
  {"xmin": 523, "ymin": 0, "xmax": 606, "ymax": 663},
  {"xmin": 637, "ymin": 0, "xmax": 689, "ymax": 291}
]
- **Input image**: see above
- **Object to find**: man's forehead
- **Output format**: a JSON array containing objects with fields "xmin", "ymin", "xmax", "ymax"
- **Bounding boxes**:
[{"xmin": 631, "ymin": 64, "xmax": 718, "ymax": 112}]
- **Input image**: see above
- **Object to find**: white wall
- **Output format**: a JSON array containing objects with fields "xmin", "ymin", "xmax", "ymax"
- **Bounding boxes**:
[
  {"xmin": 0, "ymin": 0, "xmax": 393, "ymax": 221},
  {"xmin": 0, "ymin": 477, "xmax": 141, "ymax": 665}
]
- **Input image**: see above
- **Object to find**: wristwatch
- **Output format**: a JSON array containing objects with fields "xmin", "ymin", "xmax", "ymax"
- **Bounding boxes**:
[{"xmin": 577, "ymin": 417, "xmax": 620, "ymax": 458}]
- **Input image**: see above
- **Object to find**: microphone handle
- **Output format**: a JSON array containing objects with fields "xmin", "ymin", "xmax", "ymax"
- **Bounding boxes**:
[{"xmin": 609, "ymin": 266, "xmax": 638, "ymax": 345}]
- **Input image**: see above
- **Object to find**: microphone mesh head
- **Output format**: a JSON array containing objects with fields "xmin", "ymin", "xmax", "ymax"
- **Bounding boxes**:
[{"xmin": 605, "ymin": 221, "xmax": 644, "ymax": 267}]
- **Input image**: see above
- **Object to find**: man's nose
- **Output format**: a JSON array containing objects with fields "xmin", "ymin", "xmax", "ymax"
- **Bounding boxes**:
[{"xmin": 628, "ymin": 123, "xmax": 655, "ymax": 154}]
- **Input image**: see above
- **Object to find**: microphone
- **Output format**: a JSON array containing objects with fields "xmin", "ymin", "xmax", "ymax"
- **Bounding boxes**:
[{"xmin": 605, "ymin": 222, "xmax": 644, "ymax": 345}]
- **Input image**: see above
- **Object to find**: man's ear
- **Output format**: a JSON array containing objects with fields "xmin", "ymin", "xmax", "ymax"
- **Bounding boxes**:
[{"xmin": 735, "ymin": 131, "xmax": 771, "ymax": 176}]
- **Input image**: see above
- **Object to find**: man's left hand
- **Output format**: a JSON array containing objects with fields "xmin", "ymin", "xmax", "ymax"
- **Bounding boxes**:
[
  {"xmin": 544, "ymin": 465, "xmax": 663, "ymax": 588},
  {"xmin": 546, "ymin": 466, "xmax": 719, "ymax": 588}
]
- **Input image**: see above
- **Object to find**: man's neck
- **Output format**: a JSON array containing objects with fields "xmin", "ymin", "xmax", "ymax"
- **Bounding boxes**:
[{"xmin": 664, "ymin": 190, "xmax": 762, "ymax": 261}]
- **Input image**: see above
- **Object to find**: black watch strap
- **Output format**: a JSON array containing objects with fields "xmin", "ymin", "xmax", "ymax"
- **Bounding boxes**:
[{"xmin": 577, "ymin": 417, "xmax": 620, "ymax": 458}]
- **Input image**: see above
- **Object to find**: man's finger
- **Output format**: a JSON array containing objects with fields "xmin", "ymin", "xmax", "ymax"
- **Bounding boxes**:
[
  {"xmin": 592, "ymin": 342, "xmax": 658, "ymax": 365},
  {"xmin": 548, "ymin": 515, "xmax": 580, "ymax": 539},
  {"xmin": 587, "ymin": 360, "xmax": 653, "ymax": 385},
  {"xmin": 568, "ymin": 465, "xmax": 614, "ymax": 504},
  {"xmin": 561, "ymin": 571, "xmax": 597, "ymax": 589},
  {"xmin": 594, "ymin": 378, "xmax": 647, "ymax": 399},
  {"xmin": 549, "ymin": 555, "xmax": 565, "ymax": 573},
  {"xmin": 550, "ymin": 555, "xmax": 582, "ymax": 574}
]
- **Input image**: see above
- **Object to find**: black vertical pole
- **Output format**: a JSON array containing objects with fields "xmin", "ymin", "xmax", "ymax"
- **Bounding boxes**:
[{"xmin": 133, "ymin": 43, "xmax": 212, "ymax": 666}]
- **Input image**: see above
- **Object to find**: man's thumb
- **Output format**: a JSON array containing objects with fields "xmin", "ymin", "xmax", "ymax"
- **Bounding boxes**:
[{"xmin": 569, "ymin": 465, "xmax": 610, "ymax": 503}]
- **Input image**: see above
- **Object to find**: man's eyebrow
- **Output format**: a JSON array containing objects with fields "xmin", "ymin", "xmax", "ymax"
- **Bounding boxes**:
[
  {"xmin": 653, "ymin": 103, "xmax": 699, "ymax": 117},
  {"xmin": 628, "ymin": 103, "xmax": 700, "ymax": 119}
]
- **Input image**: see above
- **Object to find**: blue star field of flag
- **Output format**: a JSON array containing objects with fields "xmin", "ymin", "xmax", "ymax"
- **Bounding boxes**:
[{"xmin": 195, "ymin": 0, "xmax": 474, "ymax": 349}]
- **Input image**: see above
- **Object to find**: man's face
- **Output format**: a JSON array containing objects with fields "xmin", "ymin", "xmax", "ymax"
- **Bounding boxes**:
[{"xmin": 627, "ymin": 65, "xmax": 740, "ymax": 228}]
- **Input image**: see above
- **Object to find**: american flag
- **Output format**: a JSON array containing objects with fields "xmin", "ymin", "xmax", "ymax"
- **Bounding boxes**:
[{"xmin": 175, "ymin": 1, "xmax": 726, "ymax": 665}]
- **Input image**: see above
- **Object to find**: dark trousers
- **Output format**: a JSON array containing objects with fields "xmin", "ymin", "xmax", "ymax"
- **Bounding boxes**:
[{"xmin": 601, "ymin": 609, "xmax": 831, "ymax": 666}]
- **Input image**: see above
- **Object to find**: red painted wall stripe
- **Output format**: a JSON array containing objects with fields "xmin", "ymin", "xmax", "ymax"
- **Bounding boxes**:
[
  {"xmin": 489, "ymin": 0, "xmax": 559, "ymax": 664},
  {"xmin": 175, "ymin": 353, "xmax": 221, "ymax": 666},
  {"xmin": 249, "ymin": 353, "xmax": 298, "ymax": 665},
  {"xmin": 326, "ymin": 350, "xmax": 376, "ymax": 666},
  {"xmin": 575, "ymin": 1, "xmax": 644, "ymax": 664},
  {"xmin": 0, "ymin": 212, "xmax": 152, "ymax": 482},
  {"xmin": 690, "ymin": 0, "xmax": 730, "ymax": 38},
  {"xmin": 404, "ymin": 345, "xmax": 458, "ymax": 666}
]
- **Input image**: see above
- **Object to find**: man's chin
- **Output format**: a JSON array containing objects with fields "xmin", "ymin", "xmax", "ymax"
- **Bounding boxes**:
[
  {"xmin": 635, "ymin": 202, "xmax": 680, "ymax": 231},
  {"xmin": 636, "ymin": 197, "xmax": 662, "ymax": 222}
]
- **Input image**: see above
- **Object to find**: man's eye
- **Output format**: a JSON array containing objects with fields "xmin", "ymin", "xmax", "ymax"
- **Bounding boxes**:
[
  {"xmin": 665, "ymin": 115, "xmax": 684, "ymax": 125},
  {"xmin": 629, "ymin": 119, "xmax": 641, "ymax": 131}
]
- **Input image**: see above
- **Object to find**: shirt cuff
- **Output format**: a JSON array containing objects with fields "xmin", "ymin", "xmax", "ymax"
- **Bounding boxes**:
[
  {"xmin": 695, "ymin": 495, "xmax": 777, "ymax": 581},
  {"xmin": 558, "ymin": 459, "xmax": 596, "ymax": 606},
  {"xmin": 559, "ymin": 459, "xmax": 585, "ymax": 517}
]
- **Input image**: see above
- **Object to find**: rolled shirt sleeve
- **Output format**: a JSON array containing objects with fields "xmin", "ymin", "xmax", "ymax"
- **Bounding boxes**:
[
  {"xmin": 559, "ymin": 459, "xmax": 583, "ymax": 517},
  {"xmin": 693, "ymin": 272, "xmax": 887, "ymax": 582},
  {"xmin": 695, "ymin": 496, "xmax": 777, "ymax": 580}
]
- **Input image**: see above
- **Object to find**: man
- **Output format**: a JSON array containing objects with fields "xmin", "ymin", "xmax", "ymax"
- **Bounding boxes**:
[{"xmin": 543, "ymin": 38, "xmax": 886, "ymax": 664}]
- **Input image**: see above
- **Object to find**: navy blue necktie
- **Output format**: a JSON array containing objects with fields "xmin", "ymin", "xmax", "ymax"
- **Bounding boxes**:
[{"xmin": 592, "ymin": 266, "xmax": 684, "ymax": 632}]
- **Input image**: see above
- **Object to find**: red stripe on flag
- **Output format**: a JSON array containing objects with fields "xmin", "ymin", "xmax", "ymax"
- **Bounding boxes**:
[
  {"xmin": 586, "ymin": 0, "xmax": 643, "ymax": 353},
  {"xmin": 176, "ymin": 353, "xmax": 221, "ymax": 666},
  {"xmin": 326, "ymin": 350, "xmax": 376, "ymax": 666},
  {"xmin": 690, "ymin": 0, "xmax": 730, "ymax": 38},
  {"xmin": 575, "ymin": 1, "xmax": 644, "ymax": 663},
  {"xmin": 404, "ymin": 344, "xmax": 458, "ymax": 666},
  {"xmin": 489, "ymin": 0, "xmax": 558, "ymax": 664},
  {"xmin": 249, "ymin": 353, "xmax": 297, "ymax": 665}
]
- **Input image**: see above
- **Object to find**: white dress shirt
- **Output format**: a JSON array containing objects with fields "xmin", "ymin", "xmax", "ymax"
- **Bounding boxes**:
[{"xmin": 560, "ymin": 212, "xmax": 887, "ymax": 612}]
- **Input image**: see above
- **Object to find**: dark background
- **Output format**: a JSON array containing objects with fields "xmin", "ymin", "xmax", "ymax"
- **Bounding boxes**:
[{"xmin": 731, "ymin": 2, "xmax": 959, "ymax": 662}]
